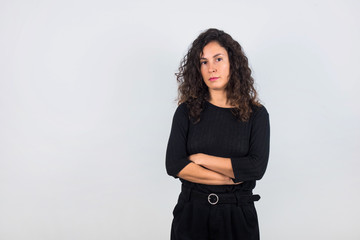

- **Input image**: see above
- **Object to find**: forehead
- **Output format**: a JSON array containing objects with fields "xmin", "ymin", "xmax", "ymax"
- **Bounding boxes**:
[{"xmin": 200, "ymin": 41, "xmax": 227, "ymax": 58}]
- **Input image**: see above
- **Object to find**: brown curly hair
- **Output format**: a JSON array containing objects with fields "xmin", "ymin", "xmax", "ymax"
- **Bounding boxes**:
[{"xmin": 176, "ymin": 28, "xmax": 262, "ymax": 123}]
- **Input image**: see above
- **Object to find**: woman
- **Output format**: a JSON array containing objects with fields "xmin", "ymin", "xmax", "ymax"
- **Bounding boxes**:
[{"xmin": 165, "ymin": 28, "xmax": 270, "ymax": 240}]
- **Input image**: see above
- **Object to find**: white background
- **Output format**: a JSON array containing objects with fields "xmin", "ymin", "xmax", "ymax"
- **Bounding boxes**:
[{"xmin": 1, "ymin": 0, "xmax": 359, "ymax": 239}]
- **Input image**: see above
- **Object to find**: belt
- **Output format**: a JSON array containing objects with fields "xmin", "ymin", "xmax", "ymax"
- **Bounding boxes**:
[{"xmin": 180, "ymin": 185, "xmax": 260, "ymax": 206}]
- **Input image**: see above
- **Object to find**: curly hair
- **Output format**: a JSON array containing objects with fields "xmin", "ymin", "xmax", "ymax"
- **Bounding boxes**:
[{"xmin": 176, "ymin": 28, "xmax": 262, "ymax": 123}]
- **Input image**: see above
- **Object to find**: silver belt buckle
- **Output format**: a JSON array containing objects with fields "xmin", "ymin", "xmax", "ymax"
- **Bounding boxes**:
[{"xmin": 208, "ymin": 193, "xmax": 219, "ymax": 205}]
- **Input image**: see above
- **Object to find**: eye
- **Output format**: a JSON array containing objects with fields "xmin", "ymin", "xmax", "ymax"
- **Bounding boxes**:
[
  {"xmin": 216, "ymin": 57, "xmax": 223, "ymax": 62},
  {"xmin": 200, "ymin": 61, "xmax": 207, "ymax": 65}
]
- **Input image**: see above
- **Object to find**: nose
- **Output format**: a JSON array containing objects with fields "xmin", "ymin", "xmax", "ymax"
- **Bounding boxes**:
[{"xmin": 208, "ymin": 63, "xmax": 216, "ymax": 73}]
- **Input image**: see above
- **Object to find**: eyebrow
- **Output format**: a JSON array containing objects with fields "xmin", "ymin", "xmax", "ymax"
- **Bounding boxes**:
[{"xmin": 200, "ymin": 53, "xmax": 224, "ymax": 60}]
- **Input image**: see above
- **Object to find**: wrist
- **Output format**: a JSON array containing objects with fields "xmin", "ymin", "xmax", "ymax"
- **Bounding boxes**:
[
  {"xmin": 227, "ymin": 177, "xmax": 232, "ymax": 184},
  {"xmin": 221, "ymin": 175, "xmax": 232, "ymax": 185}
]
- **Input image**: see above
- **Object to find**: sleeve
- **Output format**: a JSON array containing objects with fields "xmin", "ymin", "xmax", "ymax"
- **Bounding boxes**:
[
  {"xmin": 165, "ymin": 103, "xmax": 192, "ymax": 178},
  {"xmin": 230, "ymin": 106, "xmax": 270, "ymax": 182}
]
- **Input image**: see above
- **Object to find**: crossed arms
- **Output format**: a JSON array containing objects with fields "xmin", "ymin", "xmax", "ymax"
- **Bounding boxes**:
[
  {"xmin": 166, "ymin": 103, "xmax": 270, "ymax": 186},
  {"xmin": 177, "ymin": 153, "xmax": 242, "ymax": 185}
]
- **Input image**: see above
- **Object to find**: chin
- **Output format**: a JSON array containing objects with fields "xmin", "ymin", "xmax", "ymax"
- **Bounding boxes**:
[
  {"xmin": 209, "ymin": 87, "xmax": 226, "ymax": 91},
  {"xmin": 208, "ymin": 84, "xmax": 226, "ymax": 90}
]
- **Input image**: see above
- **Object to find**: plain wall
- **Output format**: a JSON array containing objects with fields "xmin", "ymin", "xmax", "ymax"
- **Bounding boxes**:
[{"xmin": 1, "ymin": 0, "xmax": 359, "ymax": 239}]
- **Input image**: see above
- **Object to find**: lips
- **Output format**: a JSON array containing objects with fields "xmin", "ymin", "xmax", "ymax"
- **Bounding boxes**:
[{"xmin": 209, "ymin": 77, "xmax": 219, "ymax": 81}]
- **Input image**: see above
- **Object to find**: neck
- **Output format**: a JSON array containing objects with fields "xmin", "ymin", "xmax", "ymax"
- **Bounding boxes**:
[{"xmin": 209, "ymin": 90, "xmax": 229, "ymax": 107}]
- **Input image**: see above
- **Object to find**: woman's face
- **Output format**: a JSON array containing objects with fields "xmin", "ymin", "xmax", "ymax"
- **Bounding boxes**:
[{"xmin": 200, "ymin": 41, "xmax": 230, "ymax": 92}]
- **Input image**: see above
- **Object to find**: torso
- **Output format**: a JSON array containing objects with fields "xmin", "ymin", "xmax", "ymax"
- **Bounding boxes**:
[{"xmin": 181, "ymin": 101, "xmax": 258, "ymax": 193}]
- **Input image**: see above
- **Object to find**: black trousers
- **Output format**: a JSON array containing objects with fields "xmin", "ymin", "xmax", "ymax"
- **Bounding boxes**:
[{"xmin": 170, "ymin": 186, "xmax": 260, "ymax": 240}]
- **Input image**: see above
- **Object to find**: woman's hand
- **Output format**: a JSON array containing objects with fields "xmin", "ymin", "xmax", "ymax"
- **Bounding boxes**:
[{"xmin": 222, "ymin": 176, "xmax": 243, "ymax": 185}]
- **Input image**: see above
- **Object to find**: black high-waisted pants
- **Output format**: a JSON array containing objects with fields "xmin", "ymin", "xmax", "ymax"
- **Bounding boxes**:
[{"xmin": 170, "ymin": 185, "xmax": 260, "ymax": 240}]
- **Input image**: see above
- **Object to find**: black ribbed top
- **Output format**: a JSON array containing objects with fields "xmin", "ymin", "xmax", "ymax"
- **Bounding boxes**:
[{"xmin": 165, "ymin": 101, "xmax": 270, "ymax": 193}]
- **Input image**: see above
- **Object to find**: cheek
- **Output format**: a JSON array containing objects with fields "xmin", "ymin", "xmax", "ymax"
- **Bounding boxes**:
[
  {"xmin": 223, "ymin": 64, "xmax": 230, "ymax": 76},
  {"xmin": 200, "ymin": 68, "xmax": 207, "ymax": 78},
  {"xmin": 220, "ymin": 64, "xmax": 230, "ymax": 74}
]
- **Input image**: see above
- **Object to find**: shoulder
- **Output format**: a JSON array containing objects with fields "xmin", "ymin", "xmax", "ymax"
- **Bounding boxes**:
[
  {"xmin": 175, "ymin": 102, "xmax": 189, "ymax": 114},
  {"xmin": 250, "ymin": 103, "xmax": 269, "ymax": 120},
  {"xmin": 173, "ymin": 102, "xmax": 190, "ymax": 120}
]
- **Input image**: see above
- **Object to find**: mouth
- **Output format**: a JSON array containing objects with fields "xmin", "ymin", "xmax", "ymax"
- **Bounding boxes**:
[{"xmin": 209, "ymin": 77, "xmax": 219, "ymax": 82}]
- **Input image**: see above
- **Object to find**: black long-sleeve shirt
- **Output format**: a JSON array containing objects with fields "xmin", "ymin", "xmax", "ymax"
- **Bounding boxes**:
[{"xmin": 165, "ymin": 101, "xmax": 270, "ymax": 193}]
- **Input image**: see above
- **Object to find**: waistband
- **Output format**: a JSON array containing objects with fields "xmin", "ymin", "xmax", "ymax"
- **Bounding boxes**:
[{"xmin": 180, "ymin": 185, "xmax": 260, "ymax": 206}]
